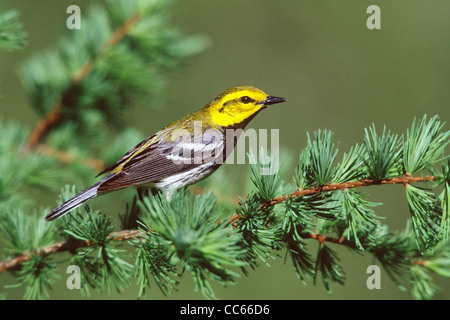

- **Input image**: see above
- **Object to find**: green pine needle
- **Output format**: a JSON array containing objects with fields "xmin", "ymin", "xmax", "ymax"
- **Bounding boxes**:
[
  {"xmin": 410, "ymin": 265, "xmax": 438, "ymax": 300},
  {"xmin": 313, "ymin": 244, "xmax": 345, "ymax": 294},
  {"xmin": 133, "ymin": 231, "xmax": 179, "ymax": 298},
  {"xmin": 0, "ymin": 209, "xmax": 56, "ymax": 256},
  {"xmin": 63, "ymin": 208, "xmax": 134, "ymax": 294},
  {"xmin": 295, "ymin": 147, "xmax": 314, "ymax": 189},
  {"xmin": 234, "ymin": 194, "xmax": 280, "ymax": 268},
  {"xmin": 0, "ymin": 9, "xmax": 27, "ymax": 51},
  {"xmin": 368, "ymin": 225, "xmax": 414, "ymax": 290},
  {"xmin": 404, "ymin": 115, "xmax": 449, "ymax": 175},
  {"xmin": 363, "ymin": 124, "xmax": 404, "ymax": 179},
  {"xmin": 421, "ymin": 241, "xmax": 450, "ymax": 278},
  {"xmin": 138, "ymin": 189, "xmax": 247, "ymax": 299},
  {"xmin": 307, "ymin": 129, "xmax": 338, "ymax": 185},
  {"xmin": 249, "ymin": 152, "xmax": 283, "ymax": 201},
  {"xmin": 438, "ymin": 160, "xmax": 450, "ymax": 242},
  {"xmin": 15, "ymin": 255, "xmax": 58, "ymax": 300},
  {"xmin": 333, "ymin": 143, "xmax": 367, "ymax": 183},
  {"xmin": 336, "ymin": 189, "xmax": 381, "ymax": 250},
  {"xmin": 405, "ymin": 184, "xmax": 441, "ymax": 251}
]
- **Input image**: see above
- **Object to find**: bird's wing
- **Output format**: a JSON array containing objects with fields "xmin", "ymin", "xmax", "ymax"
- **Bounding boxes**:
[
  {"xmin": 96, "ymin": 134, "xmax": 158, "ymax": 177},
  {"xmin": 97, "ymin": 130, "xmax": 223, "ymax": 192}
]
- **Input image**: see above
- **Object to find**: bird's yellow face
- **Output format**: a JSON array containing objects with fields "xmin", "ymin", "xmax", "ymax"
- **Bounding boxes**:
[{"xmin": 207, "ymin": 86, "xmax": 286, "ymax": 128}]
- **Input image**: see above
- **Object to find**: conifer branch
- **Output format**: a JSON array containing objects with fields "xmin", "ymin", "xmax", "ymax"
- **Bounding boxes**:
[
  {"xmin": 34, "ymin": 143, "xmax": 106, "ymax": 171},
  {"xmin": 0, "ymin": 173, "xmax": 437, "ymax": 273},
  {"xmin": 22, "ymin": 13, "xmax": 141, "ymax": 153},
  {"xmin": 0, "ymin": 229, "xmax": 141, "ymax": 273},
  {"xmin": 304, "ymin": 233, "xmax": 345, "ymax": 246},
  {"xmin": 23, "ymin": 102, "xmax": 62, "ymax": 154},
  {"xmin": 262, "ymin": 175, "xmax": 436, "ymax": 208},
  {"xmin": 0, "ymin": 223, "xmax": 428, "ymax": 274},
  {"xmin": 0, "ymin": 230, "xmax": 345, "ymax": 273},
  {"xmin": 71, "ymin": 12, "xmax": 141, "ymax": 83}
]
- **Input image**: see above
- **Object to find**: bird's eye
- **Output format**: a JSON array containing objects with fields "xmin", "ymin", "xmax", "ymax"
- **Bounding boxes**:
[{"xmin": 240, "ymin": 96, "xmax": 253, "ymax": 104}]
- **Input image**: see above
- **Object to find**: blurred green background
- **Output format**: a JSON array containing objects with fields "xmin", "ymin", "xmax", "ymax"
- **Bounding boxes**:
[{"xmin": 1, "ymin": 0, "xmax": 449, "ymax": 299}]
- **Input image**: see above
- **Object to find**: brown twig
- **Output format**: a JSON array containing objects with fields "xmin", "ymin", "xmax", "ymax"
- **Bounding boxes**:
[
  {"xmin": 0, "ymin": 229, "xmax": 142, "ymax": 273},
  {"xmin": 305, "ymin": 233, "xmax": 346, "ymax": 246},
  {"xmin": 22, "ymin": 13, "xmax": 141, "ymax": 153},
  {"xmin": 22, "ymin": 101, "xmax": 63, "ymax": 154},
  {"xmin": 261, "ymin": 175, "xmax": 436, "ymax": 208},
  {"xmin": 414, "ymin": 259, "xmax": 427, "ymax": 267},
  {"xmin": 229, "ymin": 175, "xmax": 435, "ymax": 227},
  {"xmin": 34, "ymin": 143, "xmax": 106, "ymax": 172}
]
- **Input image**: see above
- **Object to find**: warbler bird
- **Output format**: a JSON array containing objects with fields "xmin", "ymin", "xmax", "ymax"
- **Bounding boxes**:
[{"xmin": 45, "ymin": 86, "xmax": 286, "ymax": 221}]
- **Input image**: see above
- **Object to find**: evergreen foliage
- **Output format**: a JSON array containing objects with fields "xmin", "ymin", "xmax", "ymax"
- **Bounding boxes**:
[
  {"xmin": 0, "ymin": 1, "xmax": 449, "ymax": 300},
  {"xmin": 0, "ymin": 9, "xmax": 27, "ymax": 51}
]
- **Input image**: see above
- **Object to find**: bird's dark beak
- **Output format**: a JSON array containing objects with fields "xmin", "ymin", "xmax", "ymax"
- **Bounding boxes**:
[{"xmin": 258, "ymin": 96, "xmax": 287, "ymax": 106}]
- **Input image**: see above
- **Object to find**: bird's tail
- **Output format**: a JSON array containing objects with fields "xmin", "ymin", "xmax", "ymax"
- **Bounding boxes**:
[{"xmin": 45, "ymin": 183, "xmax": 100, "ymax": 221}]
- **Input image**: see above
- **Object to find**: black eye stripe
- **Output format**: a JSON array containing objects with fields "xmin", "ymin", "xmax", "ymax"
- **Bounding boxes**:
[
  {"xmin": 221, "ymin": 96, "xmax": 254, "ymax": 110},
  {"xmin": 240, "ymin": 96, "xmax": 254, "ymax": 104}
]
